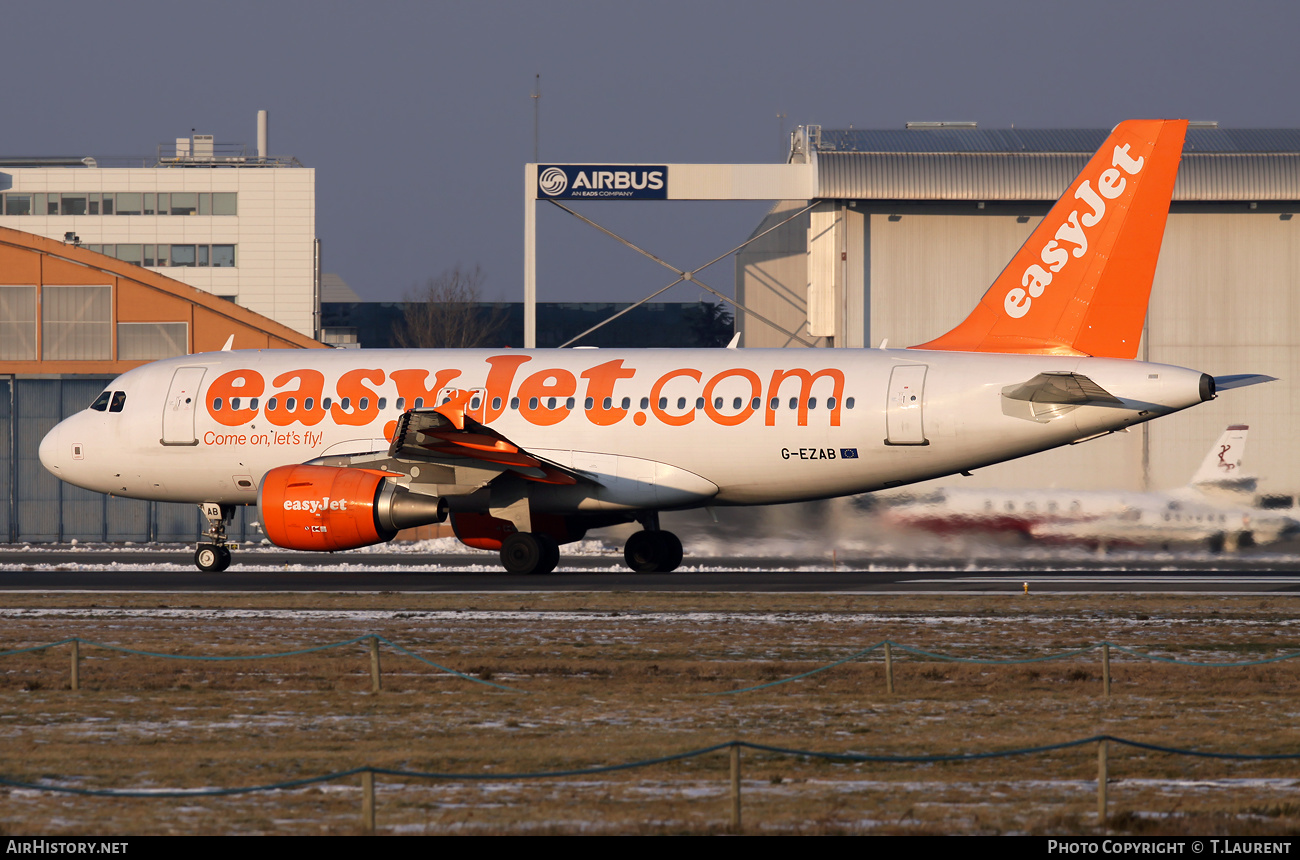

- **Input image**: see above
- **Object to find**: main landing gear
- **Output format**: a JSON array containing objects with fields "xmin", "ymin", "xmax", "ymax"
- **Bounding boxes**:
[
  {"xmin": 622, "ymin": 510, "xmax": 682, "ymax": 573},
  {"xmin": 623, "ymin": 529, "xmax": 683, "ymax": 573},
  {"xmin": 194, "ymin": 502, "xmax": 235, "ymax": 573},
  {"xmin": 499, "ymin": 532, "xmax": 561, "ymax": 575},
  {"xmin": 495, "ymin": 519, "xmax": 683, "ymax": 575}
]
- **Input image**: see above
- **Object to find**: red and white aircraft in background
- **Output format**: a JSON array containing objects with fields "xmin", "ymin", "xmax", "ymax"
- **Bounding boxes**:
[
  {"xmin": 39, "ymin": 120, "xmax": 1273, "ymax": 573},
  {"xmin": 884, "ymin": 425, "xmax": 1300, "ymax": 551}
]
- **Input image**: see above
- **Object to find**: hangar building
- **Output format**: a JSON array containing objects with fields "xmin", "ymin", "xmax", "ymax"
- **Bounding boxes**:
[
  {"xmin": 0, "ymin": 227, "xmax": 324, "ymax": 543},
  {"xmin": 734, "ymin": 123, "xmax": 1300, "ymax": 497}
]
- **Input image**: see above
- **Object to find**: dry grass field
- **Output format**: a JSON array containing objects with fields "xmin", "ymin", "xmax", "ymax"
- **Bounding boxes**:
[{"xmin": 1, "ymin": 591, "xmax": 1299, "ymax": 835}]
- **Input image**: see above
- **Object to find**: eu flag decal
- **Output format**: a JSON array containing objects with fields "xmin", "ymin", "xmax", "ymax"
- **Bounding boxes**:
[{"xmin": 840, "ymin": 448, "xmax": 859, "ymax": 459}]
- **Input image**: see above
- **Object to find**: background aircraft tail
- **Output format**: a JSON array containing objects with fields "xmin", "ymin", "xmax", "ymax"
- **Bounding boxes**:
[
  {"xmin": 1189, "ymin": 424, "xmax": 1254, "ymax": 494},
  {"xmin": 913, "ymin": 119, "xmax": 1188, "ymax": 358}
]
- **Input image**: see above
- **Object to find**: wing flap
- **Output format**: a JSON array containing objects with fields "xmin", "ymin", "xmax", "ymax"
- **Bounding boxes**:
[{"xmin": 389, "ymin": 404, "xmax": 586, "ymax": 486}]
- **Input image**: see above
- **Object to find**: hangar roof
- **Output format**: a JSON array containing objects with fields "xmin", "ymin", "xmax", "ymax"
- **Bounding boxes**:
[{"xmin": 811, "ymin": 126, "xmax": 1300, "ymax": 201}]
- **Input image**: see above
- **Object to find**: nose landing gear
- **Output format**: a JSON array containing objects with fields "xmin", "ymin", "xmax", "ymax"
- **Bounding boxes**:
[{"xmin": 195, "ymin": 502, "xmax": 235, "ymax": 573}]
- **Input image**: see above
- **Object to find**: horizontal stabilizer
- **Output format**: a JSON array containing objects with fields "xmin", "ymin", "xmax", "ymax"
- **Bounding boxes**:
[
  {"xmin": 1002, "ymin": 372, "xmax": 1121, "ymax": 406},
  {"xmin": 1213, "ymin": 374, "xmax": 1277, "ymax": 392}
]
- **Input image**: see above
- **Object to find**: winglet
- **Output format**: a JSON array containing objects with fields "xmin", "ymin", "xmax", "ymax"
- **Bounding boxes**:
[{"xmin": 913, "ymin": 119, "xmax": 1189, "ymax": 358}]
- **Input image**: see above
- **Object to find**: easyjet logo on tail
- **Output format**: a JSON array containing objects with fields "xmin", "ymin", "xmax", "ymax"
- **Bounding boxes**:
[{"xmin": 1004, "ymin": 142, "xmax": 1147, "ymax": 319}]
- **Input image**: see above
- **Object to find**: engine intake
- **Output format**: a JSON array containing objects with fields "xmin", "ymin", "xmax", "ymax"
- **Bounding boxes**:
[{"xmin": 258, "ymin": 464, "xmax": 447, "ymax": 552}]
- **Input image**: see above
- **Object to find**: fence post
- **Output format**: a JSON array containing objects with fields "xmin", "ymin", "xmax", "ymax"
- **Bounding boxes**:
[
  {"xmin": 369, "ymin": 637, "xmax": 382, "ymax": 693},
  {"xmin": 70, "ymin": 639, "xmax": 79, "ymax": 692},
  {"xmin": 730, "ymin": 742, "xmax": 742, "ymax": 833},
  {"xmin": 1097, "ymin": 738, "xmax": 1108, "ymax": 824},
  {"xmin": 361, "ymin": 769, "xmax": 375, "ymax": 833},
  {"xmin": 884, "ymin": 642, "xmax": 894, "ymax": 695},
  {"xmin": 1101, "ymin": 643, "xmax": 1111, "ymax": 699}
]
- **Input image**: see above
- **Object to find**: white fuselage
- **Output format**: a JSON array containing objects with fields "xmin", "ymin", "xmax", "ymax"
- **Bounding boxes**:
[{"xmin": 39, "ymin": 347, "xmax": 1211, "ymax": 514}]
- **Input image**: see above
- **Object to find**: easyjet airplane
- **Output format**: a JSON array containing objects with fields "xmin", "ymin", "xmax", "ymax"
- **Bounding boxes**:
[{"xmin": 38, "ymin": 120, "xmax": 1272, "ymax": 574}]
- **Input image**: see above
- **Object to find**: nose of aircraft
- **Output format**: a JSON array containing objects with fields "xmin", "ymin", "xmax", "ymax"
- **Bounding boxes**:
[{"xmin": 39, "ymin": 421, "xmax": 64, "ymax": 477}]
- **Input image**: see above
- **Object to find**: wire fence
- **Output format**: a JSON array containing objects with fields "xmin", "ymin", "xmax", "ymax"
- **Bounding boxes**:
[
  {"xmin": 5, "ymin": 635, "xmax": 1300, "ymax": 831},
  {"xmin": 3, "ymin": 735, "xmax": 1297, "ymax": 833},
  {"xmin": 4, "ymin": 635, "xmax": 1297, "ymax": 696}
]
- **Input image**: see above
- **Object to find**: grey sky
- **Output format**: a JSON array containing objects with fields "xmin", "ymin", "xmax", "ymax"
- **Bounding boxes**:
[{"xmin": 5, "ymin": 1, "xmax": 1298, "ymax": 306}]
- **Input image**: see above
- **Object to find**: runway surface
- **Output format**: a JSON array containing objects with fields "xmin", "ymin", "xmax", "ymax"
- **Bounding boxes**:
[{"xmin": 2, "ymin": 544, "xmax": 1299, "ymax": 593}]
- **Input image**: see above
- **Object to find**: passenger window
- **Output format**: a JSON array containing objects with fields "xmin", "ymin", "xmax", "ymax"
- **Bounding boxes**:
[
  {"xmin": 90, "ymin": 391, "xmax": 112, "ymax": 412},
  {"xmin": 109, "ymin": 391, "xmax": 126, "ymax": 413}
]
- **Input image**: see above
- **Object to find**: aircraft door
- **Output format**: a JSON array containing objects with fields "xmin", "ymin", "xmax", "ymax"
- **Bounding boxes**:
[
  {"xmin": 161, "ymin": 366, "xmax": 206, "ymax": 446},
  {"xmin": 886, "ymin": 365, "xmax": 928, "ymax": 446}
]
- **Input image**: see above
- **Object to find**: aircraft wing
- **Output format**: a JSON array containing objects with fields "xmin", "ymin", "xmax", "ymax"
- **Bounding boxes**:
[{"xmin": 386, "ymin": 393, "xmax": 587, "ymax": 487}]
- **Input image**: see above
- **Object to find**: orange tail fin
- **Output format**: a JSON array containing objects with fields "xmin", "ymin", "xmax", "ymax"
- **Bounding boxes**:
[{"xmin": 913, "ymin": 119, "xmax": 1188, "ymax": 358}]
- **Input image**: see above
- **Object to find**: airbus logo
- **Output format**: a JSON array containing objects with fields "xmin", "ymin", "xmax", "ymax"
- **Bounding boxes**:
[
  {"xmin": 537, "ymin": 165, "xmax": 668, "ymax": 199},
  {"xmin": 538, "ymin": 167, "xmax": 568, "ymax": 196}
]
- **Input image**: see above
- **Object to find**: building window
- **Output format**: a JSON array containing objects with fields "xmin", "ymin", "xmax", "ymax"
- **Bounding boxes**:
[
  {"xmin": 3, "ymin": 194, "xmax": 31, "ymax": 215},
  {"xmin": 85, "ymin": 243, "xmax": 236, "ymax": 268},
  {"xmin": 0, "ymin": 191, "xmax": 237, "ymax": 216},
  {"xmin": 117, "ymin": 322, "xmax": 187, "ymax": 360},
  {"xmin": 42, "ymin": 285, "xmax": 111, "ymax": 360},
  {"xmin": 0, "ymin": 285, "xmax": 37, "ymax": 360}
]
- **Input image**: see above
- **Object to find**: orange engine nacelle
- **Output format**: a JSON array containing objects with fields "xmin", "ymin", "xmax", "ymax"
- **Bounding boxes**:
[{"xmin": 258, "ymin": 464, "xmax": 447, "ymax": 552}]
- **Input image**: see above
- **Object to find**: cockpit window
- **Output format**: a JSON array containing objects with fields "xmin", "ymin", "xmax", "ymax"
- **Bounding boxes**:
[
  {"xmin": 109, "ymin": 391, "xmax": 126, "ymax": 413},
  {"xmin": 90, "ymin": 391, "xmax": 112, "ymax": 412}
]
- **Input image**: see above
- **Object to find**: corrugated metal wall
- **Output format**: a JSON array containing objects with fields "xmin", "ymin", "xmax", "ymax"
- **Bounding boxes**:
[
  {"xmin": 1, "ymin": 375, "xmax": 258, "ymax": 544},
  {"xmin": 818, "ymin": 153, "xmax": 1300, "ymax": 202}
]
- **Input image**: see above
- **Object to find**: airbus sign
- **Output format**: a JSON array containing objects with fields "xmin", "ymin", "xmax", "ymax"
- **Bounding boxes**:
[{"xmin": 537, "ymin": 165, "xmax": 668, "ymax": 199}]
